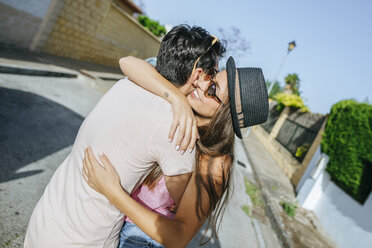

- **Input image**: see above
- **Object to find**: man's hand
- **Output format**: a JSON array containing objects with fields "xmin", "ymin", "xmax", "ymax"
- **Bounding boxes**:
[
  {"xmin": 168, "ymin": 203, "xmax": 178, "ymax": 214},
  {"xmin": 168, "ymin": 93, "xmax": 199, "ymax": 154}
]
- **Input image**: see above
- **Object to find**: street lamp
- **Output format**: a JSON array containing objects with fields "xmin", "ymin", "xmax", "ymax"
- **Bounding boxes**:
[
  {"xmin": 288, "ymin": 41, "xmax": 296, "ymax": 53},
  {"xmin": 267, "ymin": 40, "xmax": 297, "ymax": 95}
]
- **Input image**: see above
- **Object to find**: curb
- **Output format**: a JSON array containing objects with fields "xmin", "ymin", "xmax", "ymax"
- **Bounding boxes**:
[
  {"xmin": 0, "ymin": 65, "xmax": 77, "ymax": 78},
  {"xmin": 242, "ymin": 137, "xmax": 295, "ymax": 248}
]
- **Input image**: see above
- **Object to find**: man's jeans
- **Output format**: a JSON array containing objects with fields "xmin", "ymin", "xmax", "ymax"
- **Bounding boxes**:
[{"xmin": 119, "ymin": 222, "xmax": 165, "ymax": 248}]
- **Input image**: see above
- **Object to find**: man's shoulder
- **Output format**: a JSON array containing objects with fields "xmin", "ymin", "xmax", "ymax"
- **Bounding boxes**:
[
  {"xmin": 113, "ymin": 77, "xmax": 142, "ymax": 93},
  {"xmin": 104, "ymin": 77, "xmax": 171, "ymax": 111},
  {"xmin": 118, "ymin": 78, "xmax": 170, "ymax": 102},
  {"xmin": 117, "ymin": 78, "xmax": 173, "ymax": 119}
]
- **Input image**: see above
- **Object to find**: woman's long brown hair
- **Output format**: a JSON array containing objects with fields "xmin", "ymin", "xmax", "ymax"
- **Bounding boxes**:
[
  {"xmin": 143, "ymin": 101, "xmax": 235, "ymax": 244},
  {"xmin": 194, "ymin": 101, "xmax": 234, "ymax": 244}
]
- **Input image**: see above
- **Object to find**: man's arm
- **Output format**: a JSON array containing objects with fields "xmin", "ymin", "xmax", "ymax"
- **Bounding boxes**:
[
  {"xmin": 164, "ymin": 173, "xmax": 192, "ymax": 206},
  {"xmin": 147, "ymin": 117, "xmax": 195, "ymax": 207},
  {"xmin": 148, "ymin": 118, "xmax": 195, "ymax": 177}
]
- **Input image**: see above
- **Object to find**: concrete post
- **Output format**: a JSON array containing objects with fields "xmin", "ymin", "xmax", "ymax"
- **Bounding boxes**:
[{"xmin": 269, "ymin": 106, "xmax": 290, "ymax": 139}]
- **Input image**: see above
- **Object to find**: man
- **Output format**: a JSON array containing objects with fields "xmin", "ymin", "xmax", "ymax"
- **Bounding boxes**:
[{"xmin": 25, "ymin": 25, "xmax": 226, "ymax": 248}]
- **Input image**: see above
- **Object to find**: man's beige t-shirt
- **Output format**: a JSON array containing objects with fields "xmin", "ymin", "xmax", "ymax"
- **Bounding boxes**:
[{"xmin": 25, "ymin": 78, "xmax": 194, "ymax": 248}]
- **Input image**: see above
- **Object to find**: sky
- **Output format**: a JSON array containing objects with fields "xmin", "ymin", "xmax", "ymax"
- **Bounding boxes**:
[{"xmin": 134, "ymin": 0, "xmax": 372, "ymax": 114}]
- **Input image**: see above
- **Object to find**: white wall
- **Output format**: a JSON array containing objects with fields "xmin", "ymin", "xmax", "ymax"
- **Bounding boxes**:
[
  {"xmin": 0, "ymin": 0, "xmax": 52, "ymax": 18},
  {"xmin": 314, "ymin": 182, "xmax": 372, "ymax": 248},
  {"xmin": 297, "ymin": 148, "xmax": 372, "ymax": 248},
  {"xmin": 0, "ymin": 0, "xmax": 53, "ymax": 48},
  {"xmin": 296, "ymin": 146, "xmax": 322, "ymax": 193}
]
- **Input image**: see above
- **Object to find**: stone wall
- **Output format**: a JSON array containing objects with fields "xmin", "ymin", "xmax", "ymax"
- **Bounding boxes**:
[
  {"xmin": 42, "ymin": 0, "xmax": 160, "ymax": 67},
  {"xmin": 253, "ymin": 106, "xmax": 327, "ymax": 186},
  {"xmin": 0, "ymin": 0, "xmax": 160, "ymax": 67}
]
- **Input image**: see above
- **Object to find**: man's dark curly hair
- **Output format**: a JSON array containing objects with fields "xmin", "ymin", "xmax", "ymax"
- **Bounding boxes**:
[{"xmin": 156, "ymin": 25, "xmax": 226, "ymax": 86}]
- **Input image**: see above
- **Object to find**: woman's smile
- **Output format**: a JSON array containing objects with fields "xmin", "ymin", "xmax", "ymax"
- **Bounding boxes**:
[{"xmin": 191, "ymin": 89, "xmax": 201, "ymax": 101}]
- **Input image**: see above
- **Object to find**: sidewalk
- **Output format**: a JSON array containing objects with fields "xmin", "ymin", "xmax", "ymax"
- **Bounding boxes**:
[{"xmin": 242, "ymin": 129, "xmax": 337, "ymax": 248}]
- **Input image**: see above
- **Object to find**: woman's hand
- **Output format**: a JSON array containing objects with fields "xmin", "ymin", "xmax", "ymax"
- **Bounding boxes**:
[
  {"xmin": 169, "ymin": 92, "xmax": 199, "ymax": 154},
  {"xmin": 119, "ymin": 56, "xmax": 198, "ymax": 154},
  {"xmin": 82, "ymin": 147, "xmax": 123, "ymax": 200}
]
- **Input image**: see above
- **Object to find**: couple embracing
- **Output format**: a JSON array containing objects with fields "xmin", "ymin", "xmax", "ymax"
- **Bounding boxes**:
[{"xmin": 25, "ymin": 24, "xmax": 268, "ymax": 248}]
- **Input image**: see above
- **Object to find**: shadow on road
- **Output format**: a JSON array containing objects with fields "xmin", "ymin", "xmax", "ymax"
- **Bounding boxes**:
[{"xmin": 0, "ymin": 87, "xmax": 83, "ymax": 182}]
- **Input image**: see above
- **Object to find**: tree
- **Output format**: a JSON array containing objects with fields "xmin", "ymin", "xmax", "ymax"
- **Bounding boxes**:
[
  {"xmin": 284, "ymin": 73, "xmax": 301, "ymax": 96},
  {"xmin": 217, "ymin": 26, "xmax": 251, "ymax": 65},
  {"xmin": 266, "ymin": 80, "xmax": 283, "ymax": 99}
]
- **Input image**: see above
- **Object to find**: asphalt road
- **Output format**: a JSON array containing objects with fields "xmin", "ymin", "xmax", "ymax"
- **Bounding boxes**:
[
  {"xmin": 0, "ymin": 74, "xmax": 103, "ymax": 247},
  {"xmin": 0, "ymin": 73, "xmax": 276, "ymax": 247}
]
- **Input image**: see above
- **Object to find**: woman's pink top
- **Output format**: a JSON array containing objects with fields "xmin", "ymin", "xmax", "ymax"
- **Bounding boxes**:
[{"xmin": 124, "ymin": 176, "xmax": 175, "ymax": 223}]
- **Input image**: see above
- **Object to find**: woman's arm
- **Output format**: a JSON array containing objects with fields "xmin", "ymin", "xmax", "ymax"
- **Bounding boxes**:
[
  {"xmin": 120, "ymin": 56, "xmax": 180, "ymax": 105},
  {"xmin": 119, "ymin": 56, "xmax": 198, "ymax": 153},
  {"xmin": 83, "ymin": 147, "xmax": 210, "ymax": 248}
]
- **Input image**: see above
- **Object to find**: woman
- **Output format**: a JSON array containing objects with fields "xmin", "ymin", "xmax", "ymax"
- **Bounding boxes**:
[
  {"xmin": 83, "ymin": 56, "xmax": 268, "ymax": 247},
  {"xmin": 119, "ymin": 165, "xmax": 178, "ymax": 247}
]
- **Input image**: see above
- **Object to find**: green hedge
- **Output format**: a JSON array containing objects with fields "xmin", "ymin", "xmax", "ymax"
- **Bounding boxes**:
[{"xmin": 321, "ymin": 100, "xmax": 372, "ymax": 203}]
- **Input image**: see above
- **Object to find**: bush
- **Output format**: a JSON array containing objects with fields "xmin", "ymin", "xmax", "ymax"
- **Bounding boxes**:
[
  {"xmin": 295, "ymin": 143, "xmax": 310, "ymax": 160},
  {"xmin": 321, "ymin": 100, "xmax": 372, "ymax": 203},
  {"xmin": 137, "ymin": 15, "xmax": 166, "ymax": 37},
  {"xmin": 274, "ymin": 93, "xmax": 309, "ymax": 112}
]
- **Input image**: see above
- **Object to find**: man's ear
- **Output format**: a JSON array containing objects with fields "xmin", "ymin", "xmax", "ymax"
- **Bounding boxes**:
[
  {"xmin": 192, "ymin": 68, "xmax": 205, "ymax": 80},
  {"xmin": 190, "ymin": 68, "xmax": 205, "ymax": 87}
]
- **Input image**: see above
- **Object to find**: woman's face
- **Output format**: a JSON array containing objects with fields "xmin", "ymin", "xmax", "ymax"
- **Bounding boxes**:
[{"xmin": 187, "ymin": 70, "xmax": 228, "ymax": 124}]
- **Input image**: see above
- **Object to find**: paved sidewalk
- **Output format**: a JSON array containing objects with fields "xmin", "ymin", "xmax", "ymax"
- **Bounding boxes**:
[{"xmin": 242, "ymin": 129, "xmax": 337, "ymax": 248}]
